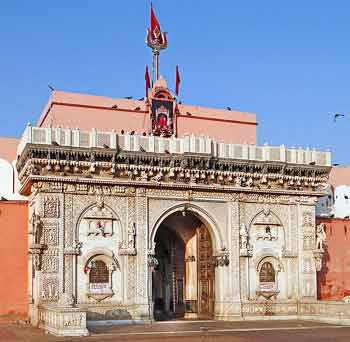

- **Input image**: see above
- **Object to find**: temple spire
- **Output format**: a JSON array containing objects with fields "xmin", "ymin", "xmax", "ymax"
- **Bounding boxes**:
[{"xmin": 146, "ymin": 3, "xmax": 168, "ymax": 84}]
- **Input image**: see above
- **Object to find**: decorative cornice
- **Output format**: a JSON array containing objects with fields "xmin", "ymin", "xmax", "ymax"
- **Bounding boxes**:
[{"xmin": 17, "ymin": 144, "xmax": 330, "ymax": 197}]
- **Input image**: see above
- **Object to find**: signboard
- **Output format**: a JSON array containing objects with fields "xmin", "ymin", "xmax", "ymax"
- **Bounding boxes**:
[{"xmin": 89, "ymin": 283, "xmax": 109, "ymax": 294}]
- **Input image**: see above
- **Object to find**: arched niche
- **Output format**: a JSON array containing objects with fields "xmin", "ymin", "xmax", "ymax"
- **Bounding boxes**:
[
  {"xmin": 255, "ymin": 255, "xmax": 284, "ymax": 300},
  {"xmin": 77, "ymin": 203, "xmax": 121, "ymax": 239},
  {"xmin": 82, "ymin": 249, "xmax": 121, "ymax": 302},
  {"xmin": 76, "ymin": 202, "xmax": 123, "ymax": 304},
  {"xmin": 248, "ymin": 209, "xmax": 286, "ymax": 254}
]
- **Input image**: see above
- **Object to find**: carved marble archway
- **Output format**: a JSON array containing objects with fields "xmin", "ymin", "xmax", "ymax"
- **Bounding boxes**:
[{"xmin": 150, "ymin": 202, "xmax": 224, "ymax": 252}]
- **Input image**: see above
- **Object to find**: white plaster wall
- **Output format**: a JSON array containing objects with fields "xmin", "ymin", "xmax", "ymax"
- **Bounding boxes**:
[
  {"xmin": 333, "ymin": 185, "xmax": 350, "ymax": 218},
  {"xmin": 0, "ymin": 158, "xmax": 14, "ymax": 199},
  {"xmin": 0, "ymin": 158, "xmax": 27, "ymax": 200}
]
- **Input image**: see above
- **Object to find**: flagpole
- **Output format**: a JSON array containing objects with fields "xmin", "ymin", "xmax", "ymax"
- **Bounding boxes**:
[
  {"xmin": 155, "ymin": 49, "xmax": 159, "ymax": 81},
  {"xmin": 151, "ymin": 48, "xmax": 160, "ymax": 83},
  {"xmin": 152, "ymin": 50, "xmax": 155, "ymax": 86},
  {"xmin": 146, "ymin": 4, "xmax": 167, "ymax": 85}
]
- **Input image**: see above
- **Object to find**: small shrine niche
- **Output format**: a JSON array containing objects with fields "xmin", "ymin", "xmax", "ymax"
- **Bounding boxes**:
[
  {"xmin": 256, "ymin": 257, "xmax": 282, "ymax": 300},
  {"xmin": 82, "ymin": 205, "xmax": 115, "ymax": 238},
  {"xmin": 77, "ymin": 201, "xmax": 122, "ymax": 304},
  {"xmin": 251, "ymin": 209, "xmax": 284, "ymax": 243},
  {"xmin": 150, "ymin": 78, "xmax": 176, "ymax": 137},
  {"xmin": 84, "ymin": 254, "xmax": 117, "ymax": 302}
]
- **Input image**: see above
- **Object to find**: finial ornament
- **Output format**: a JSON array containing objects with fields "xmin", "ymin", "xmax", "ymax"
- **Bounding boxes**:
[{"xmin": 146, "ymin": 4, "xmax": 168, "ymax": 83}]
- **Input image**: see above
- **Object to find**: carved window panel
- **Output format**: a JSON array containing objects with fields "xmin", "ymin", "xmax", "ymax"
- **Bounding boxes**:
[
  {"xmin": 259, "ymin": 262, "xmax": 275, "ymax": 283},
  {"xmin": 89, "ymin": 260, "xmax": 109, "ymax": 284},
  {"xmin": 85, "ymin": 255, "xmax": 117, "ymax": 302}
]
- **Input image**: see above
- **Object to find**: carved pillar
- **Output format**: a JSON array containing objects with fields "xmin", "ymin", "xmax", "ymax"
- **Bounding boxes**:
[
  {"xmin": 126, "ymin": 193, "xmax": 137, "ymax": 305},
  {"xmin": 239, "ymin": 201, "xmax": 249, "ymax": 302},
  {"xmin": 63, "ymin": 193, "xmax": 74, "ymax": 300},
  {"xmin": 214, "ymin": 200, "xmax": 241, "ymax": 320},
  {"xmin": 231, "ymin": 200, "xmax": 242, "ymax": 313},
  {"xmin": 298, "ymin": 203, "xmax": 317, "ymax": 300},
  {"xmin": 135, "ymin": 188, "xmax": 150, "ymax": 319}
]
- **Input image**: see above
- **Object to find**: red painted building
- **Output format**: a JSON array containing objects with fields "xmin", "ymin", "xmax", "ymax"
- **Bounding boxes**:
[
  {"xmin": 0, "ymin": 201, "xmax": 28, "ymax": 319},
  {"xmin": 317, "ymin": 218, "xmax": 350, "ymax": 300}
]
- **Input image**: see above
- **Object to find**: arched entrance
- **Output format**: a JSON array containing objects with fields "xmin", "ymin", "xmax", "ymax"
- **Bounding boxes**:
[{"xmin": 152, "ymin": 210, "xmax": 214, "ymax": 320}]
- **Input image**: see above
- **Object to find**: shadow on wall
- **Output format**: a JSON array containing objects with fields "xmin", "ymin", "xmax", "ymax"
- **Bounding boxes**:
[{"xmin": 317, "ymin": 243, "xmax": 330, "ymax": 300}]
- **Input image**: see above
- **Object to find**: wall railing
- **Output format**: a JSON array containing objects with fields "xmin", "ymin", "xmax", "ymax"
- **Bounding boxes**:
[{"xmin": 16, "ymin": 124, "xmax": 331, "ymax": 166}]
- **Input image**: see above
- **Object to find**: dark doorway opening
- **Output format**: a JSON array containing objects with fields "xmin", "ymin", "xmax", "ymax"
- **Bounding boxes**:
[{"xmin": 152, "ymin": 210, "xmax": 214, "ymax": 320}]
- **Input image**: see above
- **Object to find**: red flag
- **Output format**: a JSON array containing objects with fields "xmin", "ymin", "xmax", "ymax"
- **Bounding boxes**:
[
  {"xmin": 175, "ymin": 65, "xmax": 181, "ymax": 96},
  {"xmin": 145, "ymin": 65, "xmax": 150, "ymax": 97},
  {"xmin": 150, "ymin": 3, "xmax": 163, "ymax": 44}
]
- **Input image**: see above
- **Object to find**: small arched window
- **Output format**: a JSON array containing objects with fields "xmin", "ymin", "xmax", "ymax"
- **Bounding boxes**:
[
  {"xmin": 89, "ymin": 260, "xmax": 109, "ymax": 284},
  {"xmin": 259, "ymin": 262, "xmax": 275, "ymax": 283}
]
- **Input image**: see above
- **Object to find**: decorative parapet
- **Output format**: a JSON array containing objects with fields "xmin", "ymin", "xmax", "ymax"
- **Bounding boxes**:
[
  {"xmin": 298, "ymin": 301, "xmax": 350, "ymax": 325},
  {"xmin": 242, "ymin": 300, "xmax": 350, "ymax": 324},
  {"xmin": 17, "ymin": 124, "xmax": 331, "ymax": 166},
  {"xmin": 15, "ymin": 127, "xmax": 332, "ymax": 196},
  {"xmin": 38, "ymin": 305, "xmax": 89, "ymax": 337}
]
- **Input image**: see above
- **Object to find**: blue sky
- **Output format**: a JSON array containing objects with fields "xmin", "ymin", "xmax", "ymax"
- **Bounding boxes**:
[{"xmin": 0, "ymin": 1, "xmax": 349, "ymax": 164}]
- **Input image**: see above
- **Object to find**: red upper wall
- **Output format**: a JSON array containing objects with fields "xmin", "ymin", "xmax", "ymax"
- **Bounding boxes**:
[
  {"xmin": 0, "ymin": 201, "xmax": 28, "ymax": 318},
  {"xmin": 317, "ymin": 218, "xmax": 350, "ymax": 300},
  {"xmin": 37, "ymin": 91, "xmax": 257, "ymax": 145}
]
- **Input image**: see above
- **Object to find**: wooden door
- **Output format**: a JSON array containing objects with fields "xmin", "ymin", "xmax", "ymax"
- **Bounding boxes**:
[{"xmin": 197, "ymin": 225, "xmax": 214, "ymax": 318}]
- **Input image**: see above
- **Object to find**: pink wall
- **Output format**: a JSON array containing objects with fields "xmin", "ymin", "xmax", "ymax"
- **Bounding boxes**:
[
  {"xmin": 0, "ymin": 201, "xmax": 28, "ymax": 319},
  {"xmin": 38, "ymin": 91, "xmax": 257, "ymax": 145},
  {"xmin": 329, "ymin": 166, "xmax": 350, "ymax": 188},
  {"xmin": 317, "ymin": 218, "xmax": 350, "ymax": 300},
  {"xmin": 0, "ymin": 137, "xmax": 19, "ymax": 162}
]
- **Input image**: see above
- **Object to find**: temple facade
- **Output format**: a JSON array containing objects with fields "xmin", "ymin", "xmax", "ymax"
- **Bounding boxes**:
[{"xmin": 13, "ymin": 78, "xmax": 337, "ymax": 336}]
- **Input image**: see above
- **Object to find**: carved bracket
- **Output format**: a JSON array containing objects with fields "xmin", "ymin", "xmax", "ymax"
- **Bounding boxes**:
[
  {"xmin": 313, "ymin": 249, "xmax": 324, "ymax": 272},
  {"xmin": 29, "ymin": 243, "xmax": 45, "ymax": 271},
  {"xmin": 213, "ymin": 249, "xmax": 230, "ymax": 267},
  {"xmin": 147, "ymin": 253, "xmax": 159, "ymax": 271}
]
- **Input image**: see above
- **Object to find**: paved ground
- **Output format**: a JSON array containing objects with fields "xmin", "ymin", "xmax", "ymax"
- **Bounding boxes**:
[{"xmin": 1, "ymin": 320, "xmax": 350, "ymax": 341}]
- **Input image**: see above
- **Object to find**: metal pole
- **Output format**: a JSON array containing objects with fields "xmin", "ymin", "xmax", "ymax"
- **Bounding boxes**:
[
  {"xmin": 155, "ymin": 50, "xmax": 159, "ymax": 80},
  {"xmin": 152, "ymin": 50, "xmax": 155, "ymax": 86}
]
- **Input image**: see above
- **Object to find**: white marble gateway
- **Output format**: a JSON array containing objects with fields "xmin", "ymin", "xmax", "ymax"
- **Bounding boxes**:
[{"xmin": 16, "ymin": 129, "xmax": 334, "ymax": 335}]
